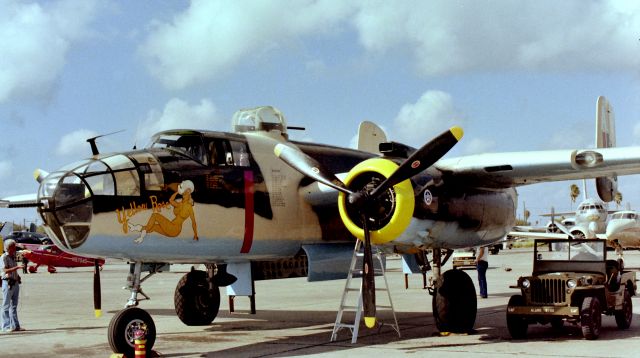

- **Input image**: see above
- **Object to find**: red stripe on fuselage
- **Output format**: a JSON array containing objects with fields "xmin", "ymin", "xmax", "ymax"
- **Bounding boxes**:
[{"xmin": 240, "ymin": 170, "xmax": 255, "ymax": 253}]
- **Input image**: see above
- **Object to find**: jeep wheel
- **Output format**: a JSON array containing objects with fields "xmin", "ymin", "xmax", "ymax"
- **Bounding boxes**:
[
  {"xmin": 432, "ymin": 269, "xmax": 477, "ymax": 333},
  {"xmin": 580, "ymin": 296, "xmax": 602, "ymax": 340},
  {"xmin": 614, "ymin": 289, "xmax": 632, "ymax": 329},
  {"xmin": 506, "ymin": 295, "xmax": 528, "ymax": 339}
]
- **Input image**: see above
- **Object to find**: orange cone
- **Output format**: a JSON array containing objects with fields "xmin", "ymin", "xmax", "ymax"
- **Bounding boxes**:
[{"xmin": 133, "ymin": 325, "xmax": 147, "ymax": 358}]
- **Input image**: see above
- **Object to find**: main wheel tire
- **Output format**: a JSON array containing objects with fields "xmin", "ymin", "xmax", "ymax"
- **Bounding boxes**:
[
  {"xmin": 432, "ymin": 269, "xmax": 477, "ymax": 333},
  {"xmin": 615, "ymin": 289, "xmax": 633, "ymax": 329},
  {"xmin": 108, "ymin": 307, "xmax": 156, "ymax": 357},
  {"xmin": 580, "ymin": 296, "xmax": 602, "ymax": 340},
  {"xmin": 506, "ymin": 295, "xmax": 528, "ymax": 339},
  {"xmin": 174, "ymin": 270, "xmax": 220, "ymax": 326}
]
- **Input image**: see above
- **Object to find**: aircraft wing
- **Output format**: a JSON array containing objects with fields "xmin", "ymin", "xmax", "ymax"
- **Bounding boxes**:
[
  {"xmin": 436, "ymin": 146, "xmax": 640, "ymax": 189},
  {"xmin": 0, "ymin": 193, "xmax": 39, "ymax": 208},
  {"xmin": 508, "ymin": 231, "xmax": 572, "ymax": 240}
]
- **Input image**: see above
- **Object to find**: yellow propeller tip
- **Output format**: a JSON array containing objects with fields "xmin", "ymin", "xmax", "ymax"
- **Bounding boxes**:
[
  {"xmin": 95, "ymin": 310, "xmax": 102, "ymax": 318},
  {"xmin": 450, "ymin": 126, "xmax": 464, "ymax": 141},
  {"xmin": 364, "ymin": 316, "xmax": 376, "ymax": 328}
]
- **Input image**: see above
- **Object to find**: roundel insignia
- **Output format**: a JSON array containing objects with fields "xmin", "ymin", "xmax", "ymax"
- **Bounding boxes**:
[
  {"xmin": 312, "ymin": 167, "xmax": 320, "ymax": 174},
  {"xmin": 411, "ymin": 160, "xmax": 421, "ymax": 169},
  {"xmin": 423, "ymin": 189, "xmax": 433, "ymax": 206}
]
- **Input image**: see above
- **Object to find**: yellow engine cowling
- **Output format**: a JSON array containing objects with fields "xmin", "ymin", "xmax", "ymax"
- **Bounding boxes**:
[{"xmin": 337, "ymin": 158, "xmax": 415, "ymax": 245}]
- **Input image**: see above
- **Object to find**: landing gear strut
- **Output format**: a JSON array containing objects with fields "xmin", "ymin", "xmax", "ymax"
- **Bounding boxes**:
[
  {"xmin": 427, "ymin": 248, "xmax": 477, "ymax": 333},
  {"xmin": 124, "ymin": 261, "xmax": 161, "ymax": 307}
]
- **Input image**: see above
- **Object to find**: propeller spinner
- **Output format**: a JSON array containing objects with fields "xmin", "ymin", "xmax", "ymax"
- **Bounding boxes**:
[{"xmin": 275, "ymin": 126, "xmax": 463, "ymax": 328}]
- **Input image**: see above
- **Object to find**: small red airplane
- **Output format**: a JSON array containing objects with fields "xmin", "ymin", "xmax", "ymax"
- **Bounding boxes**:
[{"xmin": 19, "ymin": 244, "xmax": 105, "ymax": 273}]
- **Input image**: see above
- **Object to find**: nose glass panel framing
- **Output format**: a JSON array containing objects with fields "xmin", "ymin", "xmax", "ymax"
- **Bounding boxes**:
[{"xmin": 38, "ymin": 154, "xmax": 141, "ymax": 249}]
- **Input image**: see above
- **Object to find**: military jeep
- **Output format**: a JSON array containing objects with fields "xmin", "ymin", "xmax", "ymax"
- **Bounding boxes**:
[{"xmin": 507, "ymin": 239, "xmax": 636, "ymax": 340}]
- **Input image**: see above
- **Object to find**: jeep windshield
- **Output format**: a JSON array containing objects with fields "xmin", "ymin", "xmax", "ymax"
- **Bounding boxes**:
[{"xmin": 535, "ymin": 239, "xmax": 605, "ymax": 262}]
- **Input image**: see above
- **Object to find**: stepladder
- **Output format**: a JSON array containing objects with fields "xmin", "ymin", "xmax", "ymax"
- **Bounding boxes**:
[{"xmin": 330, "ymin": 240, "xmax": 400, "ymax": 343}]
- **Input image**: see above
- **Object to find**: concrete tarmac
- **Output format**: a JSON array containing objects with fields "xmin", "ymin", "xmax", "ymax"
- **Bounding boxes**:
[{"xmin": 3, "ymin": 247, "xmax": 640, "ymax": 357}]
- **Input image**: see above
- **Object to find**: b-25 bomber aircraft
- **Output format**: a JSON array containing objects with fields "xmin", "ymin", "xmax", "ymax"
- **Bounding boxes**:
[{"xmin": 2, "ymin": 97, "xmax": 640, "ymax": 355}]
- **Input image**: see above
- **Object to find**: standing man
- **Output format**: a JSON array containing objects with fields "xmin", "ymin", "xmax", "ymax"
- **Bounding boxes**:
[
  {"xmin": 1, "ymin": 239, "xmax": 24, "ymax": 332},
  {"xmin": 475, "ymin": 245, "xmax": 488, "ymax": 298}
]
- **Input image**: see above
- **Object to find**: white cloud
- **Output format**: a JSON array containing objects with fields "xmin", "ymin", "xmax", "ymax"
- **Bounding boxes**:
[
  {"xmin": 0, "ymin": 0, "xmax": 100, "ymax": 103},
  {"xmin": 352, "ymin": 1, "xmax": 640, "ymax": 75},
  {"xmin": 0, "ymin": 160, "xmax": 13, "ymax": 179},
  {"xmin": 139, "ymin": 0, "xmax": 355, "ymax": 90},
  {"xmin": 56, "ymin": 129, "xmax": 98, "ymax": 156},
  {"xmin": 391, "ymin": 90, "xmax": 463, "ymax": 146},
  {"xmin": 463, "ymin": 138, "xmax": 496, "ymax": 154},
  {"xmin": 139, "ymin": 1, "xmax": 640, "ymax": 90},
  {"xmin": 136, "ymin": 98, "xmax": 223, "ymax": 143}
]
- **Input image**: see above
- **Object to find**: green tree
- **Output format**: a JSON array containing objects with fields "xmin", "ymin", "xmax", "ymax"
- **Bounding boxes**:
[
  {"xmin": 570, "ymin": 184, "xmax": 580, "ymax": 204},
  {"xmin": 614, "ymin": 191, "xmax": 623, "ymax": 208}
]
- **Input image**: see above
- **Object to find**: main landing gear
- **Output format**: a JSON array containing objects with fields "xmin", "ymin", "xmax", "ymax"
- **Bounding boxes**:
[
  {"xmin": 426, "ymin": 249, "xmax": 478, "ymax": 333},
  {"xmin": 108, "ymin": 263, "xmax": 228, "ymax": 356}
]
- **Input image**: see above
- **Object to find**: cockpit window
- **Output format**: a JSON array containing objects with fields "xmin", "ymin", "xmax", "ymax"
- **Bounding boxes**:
[
  {"xmin": 149, "ymin": 134, "xmax": 207, "ymax": 164},
  {"xmin": 229, "ymin": 141, "xmax": 250, "ymax": 167},
  {"xmin": 103, "ymin": 154, "xmax": 136, "ymax": 170},
  {"xmin": 614, "ymin": 212, "xmax": 637, "ymax": 220}
]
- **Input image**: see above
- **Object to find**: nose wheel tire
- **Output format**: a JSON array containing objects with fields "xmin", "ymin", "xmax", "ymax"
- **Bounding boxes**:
[{"xmin": 108, "ymin": 307, "xmax": 156, "ymax": 356}]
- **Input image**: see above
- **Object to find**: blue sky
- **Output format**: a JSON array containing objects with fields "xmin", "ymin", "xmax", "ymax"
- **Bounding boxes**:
[{"xmin": 1, "ymin": 0, "xmax": 640, "ymax": 227}]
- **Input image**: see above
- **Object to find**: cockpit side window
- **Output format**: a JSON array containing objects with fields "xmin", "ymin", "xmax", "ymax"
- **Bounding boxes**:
[
  {"xmin": 206, "ymin": 140, "xmax": 228, "ymax": 167},
  {"xmin": 150, "ymin": 134, "xmax": 207, "ymax": 164},
  {"xmin": 229, "ymin": 141, "xmax": 250, "ymax": 167},
  {"xmin": 203, "ymin": 139, "xmax": 250, "ymax": 167}
]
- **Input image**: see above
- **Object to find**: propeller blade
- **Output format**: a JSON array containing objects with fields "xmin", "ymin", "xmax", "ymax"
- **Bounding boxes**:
[
  {"xmin": 370, "ymin": 126, "xmax": 463, "ymax": 199},
  {"xmin": 93, "ymin": 259, "xmax": 102, "ymax": 318},
  {"xmin": 361, "ymin": 214, "xmax": 377, "ymax": 328},
  {"xmin": 274, "ymin": 143, "xmax": 354, "ymax": 195},
  {"xmin": 549, "ymin": 207, "xmax": 575, "ymax": 238}
]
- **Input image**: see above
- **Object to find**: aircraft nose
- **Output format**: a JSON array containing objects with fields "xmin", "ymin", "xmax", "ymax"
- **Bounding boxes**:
[
  {"xmin": 35, "ymin": 153, "xmax": 151, "ymax": 250},
  {"xmin": 37, "ymin": 170, "xmax": 93, "ymax": 249}
]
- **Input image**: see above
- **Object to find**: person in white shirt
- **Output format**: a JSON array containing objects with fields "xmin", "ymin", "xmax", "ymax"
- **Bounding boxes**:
[{"xmin": 1, "ymin": 239, "xmax": 24, "ymax": 332}]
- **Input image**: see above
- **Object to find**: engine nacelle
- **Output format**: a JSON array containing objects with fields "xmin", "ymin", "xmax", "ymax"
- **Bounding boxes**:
[
  {"xmin": 337, "ymin": 158, "xmax": 415, "ymax": 245},
  {"xmin": 596, "ymin": 176, "xmax": 617, "ymax": 202}
]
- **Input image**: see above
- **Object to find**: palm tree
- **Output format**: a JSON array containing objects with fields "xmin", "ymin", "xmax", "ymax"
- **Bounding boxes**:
[
  {"xmin": 614, "ymin": 191, "xmax": 623, "ymax": 209},
  {"xmin": 570, "ymin": 184, "xmax": 580, "ymax": 204}
]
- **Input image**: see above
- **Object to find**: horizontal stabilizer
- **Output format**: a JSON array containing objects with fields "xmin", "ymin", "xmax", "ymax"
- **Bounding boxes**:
[{"xmin": 0, "ymin": 193, "xmax": 39, "ymax": 208}]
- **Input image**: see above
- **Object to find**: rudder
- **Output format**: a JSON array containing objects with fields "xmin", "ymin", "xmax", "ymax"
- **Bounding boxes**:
[{"xmin": 595, "ymin": 96, "xmax": 618, "ymax": 202}]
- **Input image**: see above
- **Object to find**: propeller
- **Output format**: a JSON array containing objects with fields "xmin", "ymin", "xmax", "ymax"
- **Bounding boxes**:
[
  {"xmin": 548, "ymin": 207, "xmax": 575, "ymax": 238},
  {"xmin": 94, "ymin": 259, "xmax": 102, "ymax": 318},
  {"xmin": 275, "ymin": 126, "xmax": 463, "ymax": 328}
]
